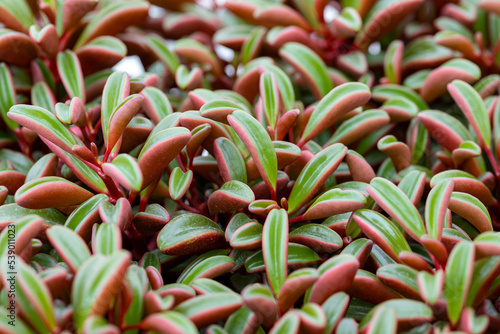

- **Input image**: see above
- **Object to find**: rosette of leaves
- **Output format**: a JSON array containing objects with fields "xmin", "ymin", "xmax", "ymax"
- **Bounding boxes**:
[{"xmin": 0, "ymin": 0, "xmax": 500, "ymax": 333}]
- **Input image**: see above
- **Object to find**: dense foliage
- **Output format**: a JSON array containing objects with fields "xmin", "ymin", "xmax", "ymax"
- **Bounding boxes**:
[{"xmin": 1, "ymin": 0, "xmax": 500, "ymax": 333}]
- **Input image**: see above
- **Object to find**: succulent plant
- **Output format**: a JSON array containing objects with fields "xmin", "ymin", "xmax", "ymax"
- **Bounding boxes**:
[{"xmin": 1, "ymin": 0, "xmax": 500, "ymax": 333}]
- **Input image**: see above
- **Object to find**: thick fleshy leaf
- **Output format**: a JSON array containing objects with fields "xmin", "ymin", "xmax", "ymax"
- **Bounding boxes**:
[
  {"xmin": 76, "ymin": 36, "xmax": 126, "ymax": 73},
  {"xmin": 449, "ymin": 191, "xmax": 492, "ymax": 233},
  {"xmin": 326, "ymin": 110, "xmax": 390, "ymax": 146},
  {"xmin": 445, "ymin": 241, "xmax": 475, "ymax": 325},
  {"xmin": 9, "ymin": 257, "xmax": 56, "ymax": 333},
  {"xmin": 430, "ymin": 170, "xmax": 497, "ymax": 207},
  {"xmin": 15, "ymin": 176, "xmax": 93, "ymax": 209},
  {"xmin": 372, "ymin": 84, "xmax": 428, "ymax": 110},
  {"xmin": 169, "ymin": 167, "xmax": 193, "ymax": 201},
  {"xmin": 298, "ymin": 303, "xmax": 327, "ymax": 334},
  {"xmin": 384, "ymin": 40, "xmax": 404, "ymax": 85},
  {"xmin": 474, "ymin": 232, "xmax": 500, "ymax": 257},
  {"xmin": 190, "ymin": 278, "xmax": 236, "ymax": 295},
  {"xmin": 92, "ymin": 222, "xmax": 122, "ymax": 256},
  {"xmin": 208, "ymin": 180, "xmax": 255, "ymax": 214},
  {"xmin": 417, "ymin": 270, "xmax": 444, "ymax": 305},
  {"xmin": 466, "ymin": 256, "xmax": 500, "ymax": 308},
  {"xmin": 425, "ymin": 180, "xmax": 454, "ymax": 240},
  {"xmin": 307, "ymin": 254, "xmax": 358, "ymax": 305},
  {"xmin": 214, "ymin": 137, "xmax": 247, "ymax": 183},
  {"xmin": 227, "ymin": 110, "xmax": 277, "ymax": 196},
  {"xmin": 138, "ymin": 127, "xmax": 191, "ymax": 188},
  {"xmin": 57, "ymin": 50, "xmax": 85, "ymax": 102},
  {"xmin": 140, "ymin": 311, "xmax": 197, "ymax": 334},
  {"xmin": 148, "ymin": 34, "xmax": 180, "ymax": 74},
  {"xmin": 157, "ymin": 213, "xmax": 226, "ymax": 255},
  {"xmin": 245, "ymin": 243, "xmax": 320, "ymax": 273},
  {"xmin": 263, "ymin": 209, "xmax": 288, "ymax": 297},
  {"xmin": 366, "ymin": 306, "xmax": 397, "ymax": 334},
  {"xmin": 303, "ymin": 189, "xmax": 366, "ymax": 220},
  {"xmin": 353, "ymin": 209, "xmax": 411, "ymax": 262},
  {"xmin": 47, "ymin": 225, "xmax": 90, "ymax": 272},
  {"xmin": 278, "ymin": 267, "xmax": 318, "ymax": 313},
  {"xmin": 299, "ymin": 83, "xmax": 371, "ymax": 145},
  {"xmin": 241, "ymin": 26, "xmax": 266, "ymax": 65},
  {"xmin": 269, "ymin": 311, "xmax": 300, "ymax": 334},
  {"xmin": 288, "ymin": 143, "xmax": 347, "ymax": 213},
  {"xmin": 367, "ymin": 177, "xmax": 425, "ymax": 241},
  {"xmin": 322, "ymin": 292, "xmax": 350, "ymax": 334},
  {"xmin": 0, "ymin": 0, "xmax": 34, "ymax": 33},
  {"xmin": 179, "ymin": 255, "xmax": 235, "ymax": 285},
  {"xmin": 289, "ymin": 224, "xmax": 343, "ymax": 253},
  {"xmin": 421, "ymin": 59, "xmax": 481, "ymax": 102},
  {"xmin": 74, "ymin": 0, "xmax": 149, "ymax": 48},
  {"xmin": 230, "ymin": 222, "xmax": 263, "ymax": 250},
  {"xmin": 200, "ymin": 99, "xmax": 242, "ymax": 124},
  {"xmin": 242, "ymin": 283, "xmax": 278, "ymax": 328},
  {"xmin": 102, "ymin": 154, "xmax": 143, "ymax": 192},
  {"xmin": 381, "ymin": 98, "xmax": 418, "ymax": 122},
  {"xmin": 417, "ymin": 110, "xmax": 472, "ymax": 152},
  {"xmin": 0, "ymin": 29, "xmax": 37, "ymax": 66},
  {"xmin": 99, "ymin": 198, "xmax": 133, "ymax": 230},
  {"xmin": 105, "ymin": 94, "xmax": 144, "ymax": 153},
  {"xmin": 279, "ymin": 42, "xmax": 332, "ymax": 99},
  {"xmin": 0, "ymin": 63, "xmax": 19, "ymax": 130},
  {"xmin": 174, "ymin": 38, "xmax": 222, "ymax": 77},
  {"xmin": 448, "ymin": 80, "xmax": 491, "ymax": 148},
  {"xmin": 223, "ymin": 306, "xmax": 259, "ymax": 334},
  {"xmin": 360, "ymin": 299, "xmax": 432, "ymax": 331},
  {"xmin": 72, "ymin": 251, "xmax": 131, "ymax": 332},
  {"xmin": 8, "ymin": 105, "xmax": 79, "ymax": 153},
  {"xmin": 140, "ymin": 86, "xmax": 173, "ymax": 124},
  {"xmin": 55, "ymin": 97, "xmax": 85, "ymax": 127},
  {"xmin": 377, "ymin": 264, "xmax": 420, "ymax": 300},
  {"xmin": 260, "ymin": 72, "xmax": 281, "ymax": 130},
  {"xmin": 174, "ymin": 293, "xmax": 243, "ymax": 328}
]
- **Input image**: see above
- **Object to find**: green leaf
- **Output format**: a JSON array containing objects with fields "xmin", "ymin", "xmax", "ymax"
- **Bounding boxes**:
[
  {"xmin": 245, "ymin": 243, "xmax": 320, "ymax": 273},
  {"xmin": 279, "ymin": 42, "xmax": 332, "ymax": 99},
  {"xmin": 8, "ymin": 104, "xmax": 79, "ymax": 152},
  {"xmin": 263, "ymin": 209, "xmax": 288, "ymax": 297},
  {"xmin": 72, "ymin": 251, "xmax": 131, "ymax": 332},
  {"xmin": 14, "ymin": 258, "xmax": 56, "ymax": 333},
  {"xmin": 425, "ymin": 180, "xmax": 454, "ymax": 240},
  {"xmin": 140, "ymin": 86, "xmax": 173, "ymax": 124},
  {"xmin": 241, "ymin": 26, "xmax": 266, "ymax": 65},
  {"xmin": 47, "ymin": 225, "xmax": 91, "ymax": 272},
  {"xmin": 93, "ymin": 223, "xmax": 122, "ymax": 255},
  {"xmin": 260, "ymin": 72, "xmax": 280, "ymax": 130},
  {"xmin": 288, "ymin": 143, "xmax": 347, "ymax": 213},
  {"xmin": 180, "ymin": 255, "xmax": 235, "ymax": 285},
  {"xmin": 214, "ymin": 137, "xmax": 247, "ymax": 183},
  {"xmin": 102, "ymin": 154, "xmax": 143, "ymax": 192},
  {"xmin": 367, "ymin": 177, "xmax": 425, "ymax": 241},
  {"xmin": 353, "ymin": 209, "xmax": 411, "ymax": 262},
  {"xmin": 0, "ymin": 0, "xmax": 34, "ymax": 32},
  {"xmin": 300, "ymin": 83, "xmax": 371, "ymax": 144},
  {"xmin": 100, "ymin": 72, "xmax": 129, "ymax": 151},
  {"xmin": 0, "ymin": 63, "xmax": 19, "ymax": 130},
  {"xmin": 57, "ymin": 50, "xmax": 85, "ymax": 102},
  {"xmin": 227, "ymin": 110, "xmax": 277, "ymax": 195},
  {"xmin": 74, "ymin": 0, "xmax": 149, "ymax": 49},
  {"xmin": 367, "ymin": 306, "xmax": 397, "ymax": 334},
  {"xmin": 322, "ymin": 292, "xmax": 350, "ymax": 334},
  {"xmin": 384, "ymin": 40, "xmax": 403, "ymax": 84},
  {"xmin": 141, "ymin": 311, "xmax": 197, "ymax": 334},
  {"xmin": 417, "ymin": 270, "xmax": 444, "ymax": 305},
  {"xmin": 168, "ymin": 167, "xmax": 193, "ymax": 200},
  {"xmin": 174, "ymin": 293, "xmax": 242, "ymax": 327},
  {"xmin": 359, "ymin": 300, "xmax": 432, "ymax": 330},
  {"xmin": 448, "ymin": 80, "xmax": 491, "ymax": 148},
  {"xmin": 157, "ymin": 213, "xmax": 225, "ymax": 255},
  {"xmin": 444, "ymin": 241, "xmax": 475, "ymax": 325}
]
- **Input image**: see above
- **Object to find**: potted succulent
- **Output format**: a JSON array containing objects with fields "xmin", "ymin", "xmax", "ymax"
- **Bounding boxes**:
[{"xmin": 1, "ymin": 0, "xmax": 500, "ymax": 333}]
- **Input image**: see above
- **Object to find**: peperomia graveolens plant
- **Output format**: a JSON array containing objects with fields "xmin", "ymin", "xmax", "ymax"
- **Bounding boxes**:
[{"xmin": 1, "ymin": 0, "xmax": 500, "ymax": 333}]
